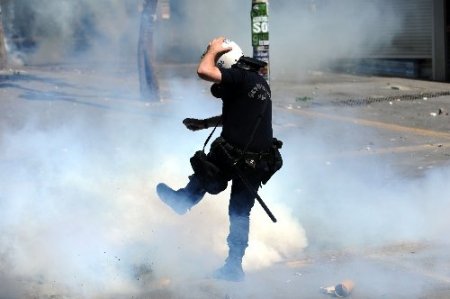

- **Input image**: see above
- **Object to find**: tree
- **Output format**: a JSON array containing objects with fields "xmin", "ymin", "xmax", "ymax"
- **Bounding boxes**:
[
  {"xmin": 0, "ymin": 3, "xmax": 7, "ymax": 69},
  {"xmin": 138, "ymin": 0, "xmax": 159, "ymax": 101}
]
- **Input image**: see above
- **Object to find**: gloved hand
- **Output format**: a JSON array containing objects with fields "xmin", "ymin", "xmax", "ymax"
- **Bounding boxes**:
[{"xmin": 183, "ymin": 118, "xmax": 206, "ymax": 131}]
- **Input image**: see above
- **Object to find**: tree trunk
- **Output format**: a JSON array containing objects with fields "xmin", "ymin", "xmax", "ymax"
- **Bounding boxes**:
[
  {"xmin": 0, "ymin": 4, "xmax": 7, "ymax": 69},
  {"xmin": 138, "ymin": 0, "xmax": 159, "ymax": 101}
]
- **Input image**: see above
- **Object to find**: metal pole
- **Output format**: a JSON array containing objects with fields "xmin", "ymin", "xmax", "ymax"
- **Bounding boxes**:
[{"xmin": 251, "ymin": 0, "xmax": 269, "ymax": 82}]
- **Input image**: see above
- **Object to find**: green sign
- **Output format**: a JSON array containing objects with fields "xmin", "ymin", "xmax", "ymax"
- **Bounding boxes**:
[{"xmin": 251, "ymin": 2, "xmax": 269, "ymax": 47}]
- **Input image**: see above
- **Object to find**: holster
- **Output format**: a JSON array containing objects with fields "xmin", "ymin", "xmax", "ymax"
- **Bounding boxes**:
[
  {"xmin": 260, "ymin": 138, "xmax": 283, "ymax": 185},
  {"xmin": 190, "ymin": 150, "xmax": 228, "ymax": 194}
]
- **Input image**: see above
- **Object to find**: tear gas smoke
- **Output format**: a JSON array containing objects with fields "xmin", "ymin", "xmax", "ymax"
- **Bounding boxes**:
[
  {"xmin": 0, "ymin": 78, "xmax": 305, "ymax": 298},
  {"xmin": 1, "ymin": 0, "xmax": 449, "ymax": 298},
  {"xmin": 270, "ymin": 0, "xmax": 404, "ymax": 80},
  {"xmin": 4, "ymin": 0, "xmax": 402, "ymax": 72}
]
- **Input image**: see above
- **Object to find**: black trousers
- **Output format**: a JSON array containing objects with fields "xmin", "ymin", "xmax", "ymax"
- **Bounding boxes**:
[
  {"xmin": 183, "ymin": 169, "xmax": 262, "ymax": 262},
  {"xmin": 184, "ymin": 137, "xmax": 267, "ymax": 262}
]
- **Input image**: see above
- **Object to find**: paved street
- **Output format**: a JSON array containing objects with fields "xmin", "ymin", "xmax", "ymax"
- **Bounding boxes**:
[{"xmin": 1, "ymin": 65, "xmax": 450, "ymax": 298}]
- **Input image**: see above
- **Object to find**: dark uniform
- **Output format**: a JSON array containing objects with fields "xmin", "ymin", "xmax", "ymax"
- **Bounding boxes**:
[
  {"xmin": 157, "ymin": 61, "xmax": 282, "ymax": 281},
  {"xmin": 220, "ymin": 67, "xmax": 272, "ymax": 151}
]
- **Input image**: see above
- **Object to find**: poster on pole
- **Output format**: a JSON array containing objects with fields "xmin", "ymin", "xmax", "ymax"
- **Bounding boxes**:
[{"xmin": 251, "ymin": 0, "xmax": 269, "ymax": 82}]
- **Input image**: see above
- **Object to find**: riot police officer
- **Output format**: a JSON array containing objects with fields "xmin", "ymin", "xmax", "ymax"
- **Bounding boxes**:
[{"xmin": 156, "ymin": 36, "xmax": 281, "ymax": 282}]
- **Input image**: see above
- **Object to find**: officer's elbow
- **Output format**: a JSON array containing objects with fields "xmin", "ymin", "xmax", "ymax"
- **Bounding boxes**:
[
  {"xmin": 197, "ymin": 65, "xmax": 211, "ymax": 78},
  {"xmin": 197, "ymin": 67, "xmax": 221, "ymax": 83},
  {"xmin": 197, "ymin": 66, "xmax": 207, "ymax": 79}
]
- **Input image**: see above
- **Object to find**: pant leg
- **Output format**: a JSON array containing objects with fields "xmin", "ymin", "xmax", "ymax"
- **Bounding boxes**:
[
  {"xmin": 226, "ymin": 173, "xmax": 260, "ymax": 262},
  {"xmin": 182, "ymin": 174, "xmax": 207, "ymax": 207}
]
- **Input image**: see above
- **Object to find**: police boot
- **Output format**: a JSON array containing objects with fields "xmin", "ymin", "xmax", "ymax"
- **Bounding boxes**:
[
  {"xmin": 213, "ymin": 215, "xmax": 248, "ymax": 282},
  {"xmin": 212, "ymin": 250, "xmax": 245, "ymax": 282},
  {"xmin": 156, "ymin": 176, "xmax": 205, "ymax": 215}
]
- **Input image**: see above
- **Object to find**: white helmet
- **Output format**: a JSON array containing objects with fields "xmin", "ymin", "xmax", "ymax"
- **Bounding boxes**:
[{"xmin": 216, "ymin": 39, "xmax": 244, "ymax": 69}]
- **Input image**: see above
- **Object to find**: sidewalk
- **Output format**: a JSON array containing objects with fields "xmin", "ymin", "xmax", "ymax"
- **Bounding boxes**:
[{"xmin": 270, "ymin": 71, "xmax": 450, "ymax": 111}]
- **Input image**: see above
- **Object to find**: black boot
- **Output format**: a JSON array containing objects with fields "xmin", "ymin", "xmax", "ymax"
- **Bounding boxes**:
[
  {"xmin": 213, "ymin": 215, "xmax": 249, "ymax": 282},
  {"xmin": 156, "ymin": 183, "xmax": 192, "ymax": 215},
  {"xmin": 212, "ymin": 255, "xmax": 245, "ymax": 282},
  {"xmin": 156, "ymin": 176, "xmax": 205, "ymax": 215}
]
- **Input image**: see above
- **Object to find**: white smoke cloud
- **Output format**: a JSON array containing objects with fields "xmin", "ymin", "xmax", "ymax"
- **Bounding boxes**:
[
  {"xmin": 1, "ymin": 0, "xmax": 449, "ymax": 298},
  {"xmin": 6, "ymin": 0, "xmax": 403, "ymax": 72},
  {"xmin": 0, "ymin": 73, "xmax": 306, "ymax": 298},
  {"xmin": 269, "ymin": 0, "xmax": 404, "ymax": 80},
  {"xmin": 274, "ymin": 111, "xmax": 450, "ymax": 249}
]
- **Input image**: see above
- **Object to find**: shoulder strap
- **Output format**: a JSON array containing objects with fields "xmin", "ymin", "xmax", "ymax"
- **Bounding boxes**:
[{"xmin": 202, "ymin": 117, "xmax": 221, "ymax": 152}]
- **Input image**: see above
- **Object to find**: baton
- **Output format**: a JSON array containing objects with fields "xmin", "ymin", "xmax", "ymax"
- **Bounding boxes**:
[
  {"xmin": 219, "ymin": 144, "xmax": 277, "ymax": 223},
  {"xmin": 234, "ymin": 166, "xmax": 277, "ymax": 223}
]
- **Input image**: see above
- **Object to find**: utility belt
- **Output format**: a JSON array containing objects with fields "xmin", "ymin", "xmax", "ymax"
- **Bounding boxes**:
[
  {"xmin": 214, "ymin": 137, "xmax": 272, "ymax": 161},
  {"xmin": 211, "ymin": 136, "xmax": 283, "ymax": 184},
  {"xmin": 190, "ymin": 135, "xmax": 283, "ymax": 193}
]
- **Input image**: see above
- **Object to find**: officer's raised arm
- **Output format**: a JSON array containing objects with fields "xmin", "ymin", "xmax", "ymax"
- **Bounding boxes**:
[{"xmin": 197, "ymin": 37, "xmax": 231, "ymax": 83}]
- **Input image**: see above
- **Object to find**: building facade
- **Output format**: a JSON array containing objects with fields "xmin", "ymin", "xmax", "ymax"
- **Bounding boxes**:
[{"xmin": 336, "ymin": 0, "xmax": 448, "ymax": 81}]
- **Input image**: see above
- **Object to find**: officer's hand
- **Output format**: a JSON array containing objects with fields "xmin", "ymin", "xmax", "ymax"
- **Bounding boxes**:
[
  {"xmin": 183, "ymin": 118, "xmax": 206, "ymax": 131},
  {"xmin": 210, "ymin": 36, "xmax": 232, "ymax": 54},
  {"xmin": 202, "ymin": 37, "xmax": 231, "ymax": 58}
]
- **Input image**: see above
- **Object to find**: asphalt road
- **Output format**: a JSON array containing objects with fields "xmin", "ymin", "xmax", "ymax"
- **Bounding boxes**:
[
  {"xmin": 1, "ymin": 65, "xmax": 450, "ymax": 299},
  {"xmin": 272, "ymin": 71, "xmax": 450, "ymax": 170}
]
